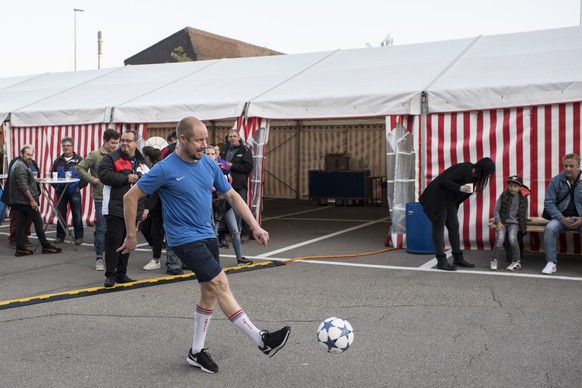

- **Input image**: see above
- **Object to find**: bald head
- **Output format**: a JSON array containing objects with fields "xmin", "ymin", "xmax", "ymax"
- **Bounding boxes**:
[
  {"xmin": 175, "ymin": 117, "xmax": 208, "ymax": 162},
  {"xmin": 176, "ymin": 117, "xmax": 205, "ymax": 140}
]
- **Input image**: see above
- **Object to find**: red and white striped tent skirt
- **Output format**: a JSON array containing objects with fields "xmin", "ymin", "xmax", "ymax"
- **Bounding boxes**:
[
  {"xmin": 389, "ymin": 102, "xmax": 582, "ymax": 255},
  {"xmin": 6, "ymin": 124, "xmax": 147, "ymax": 226}
]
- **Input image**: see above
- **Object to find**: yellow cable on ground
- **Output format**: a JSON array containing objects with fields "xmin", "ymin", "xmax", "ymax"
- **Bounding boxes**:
[
  {"xmin": 0, "ymin": 260, "xmax": 281, "ymax": 310},
  {"xmin": 282, "ymin": 247, "xmax": 400, "ymax": 263}
]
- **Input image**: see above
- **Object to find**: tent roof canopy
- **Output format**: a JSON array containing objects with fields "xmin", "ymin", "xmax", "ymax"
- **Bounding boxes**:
[
  {"xmin": 426, "ymin": 27, "xmax": 582, "ymax": 112},
  {"xmin": 1, "ymin": 26, "xmax": 581, "ymax": 126}
]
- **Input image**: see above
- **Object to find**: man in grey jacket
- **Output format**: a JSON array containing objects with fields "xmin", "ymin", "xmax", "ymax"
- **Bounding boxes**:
[
  {"xmin": 541, "ymin": 153, "xmax": 582, "ymax": 274},
  {"xmin": 9, "ymin": 145, "xmax": 61, "ymax": 256}
]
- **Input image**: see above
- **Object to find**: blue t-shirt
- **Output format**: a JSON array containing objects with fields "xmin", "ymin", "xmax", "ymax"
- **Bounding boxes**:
[{"xmin": 137, "ymin": 152, "xmax": 232, "ymax": 247}]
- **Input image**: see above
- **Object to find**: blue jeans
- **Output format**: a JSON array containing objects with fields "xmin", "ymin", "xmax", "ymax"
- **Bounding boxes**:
[
  {"xmin": 165, "ymin": 247, "xmax": 183, "ymax": 271},
  {"xmin": 492, "ymin": 223, "xmax": 520, "ymax": 262},
  {"xmin": 235, "ymin": 188, "xmax": 250, "ymax": 235},
  {"xmin": 544, "ymin": 219, "xmax": 582, "ymax": 263},
  {"xmin": 215, "ymin": 208, "xmax": 243, "ymax": 258},
  {"xmin": 94, "ymin": 201, "xmax": 106, "ymax": 259},
  {"xmin": 56, "ymin": 190, "xmax": 84, "ymax": 240}
]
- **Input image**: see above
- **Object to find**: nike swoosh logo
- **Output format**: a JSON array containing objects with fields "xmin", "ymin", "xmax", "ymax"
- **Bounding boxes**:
[{"xmin": 176, "ymin": 176, "xmax": 185, "ymax": 181}]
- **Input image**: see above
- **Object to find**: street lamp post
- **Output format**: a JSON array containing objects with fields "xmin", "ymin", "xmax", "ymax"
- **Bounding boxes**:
[{"xmin": 74, "ymin": 8, "xmax": 84, "ymax": 71}]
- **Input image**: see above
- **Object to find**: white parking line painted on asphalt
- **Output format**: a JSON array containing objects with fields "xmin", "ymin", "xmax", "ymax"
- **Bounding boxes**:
[
  {"xmin": 221, "ymin": 252, "xmax": 582, "ymax": 282},
  {"xmin": 419, "ymin": 258, "xmax": 438, "ymax": 269},
  {"xmin": 261, "ymin": 206, "xmax": 330, "ymax": 221},
  {"xmin": 254, "ymin": 217, "xmax": 390, "ymax": 259},
  {"xmin": 419, "ymin": 251, "xmax": 453, "ymax": 269},
  {"xmin": 269, "ymin": 217, "xmax": 390, "ymax": 223}
]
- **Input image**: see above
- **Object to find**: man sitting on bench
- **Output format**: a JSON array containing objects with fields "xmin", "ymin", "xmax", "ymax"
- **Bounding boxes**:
[{"xmin": 541, "ymin": 153, "xmax": 582, "ymax": 275}]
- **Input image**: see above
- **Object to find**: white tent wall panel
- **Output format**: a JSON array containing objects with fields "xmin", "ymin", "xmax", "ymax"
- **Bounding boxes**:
[
  {"xmin": 422, "ymin": 102, "xmax": 582, "ymax": 254},
  {"xmin": 385, "ymin": 115, "xmax": 418, "ymax": 249},
  {"xmin": 9, "ymin": 124, "xmax": 147, "ymax": 226}
]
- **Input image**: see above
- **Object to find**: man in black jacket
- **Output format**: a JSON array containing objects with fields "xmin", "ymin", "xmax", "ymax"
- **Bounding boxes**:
[
  {"xmin": 98, "ymin": 130, "xmax": 149, "ymax": 288},
  {"xmin": 220, "ymin": 129, "xmax": 253, "ymax": 242}
]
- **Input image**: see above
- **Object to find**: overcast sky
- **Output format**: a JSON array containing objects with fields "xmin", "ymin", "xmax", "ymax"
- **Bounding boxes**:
[{"xmin": 0, "ymin": 0, "xmax": 579, "ymax": 77}]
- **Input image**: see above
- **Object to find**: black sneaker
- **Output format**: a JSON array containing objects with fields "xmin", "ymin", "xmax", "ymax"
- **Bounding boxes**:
[
  {"xmin": 116, "ymin": 274, "xmax": 135, "ymax": 284},
  {"xmin": 15, "ymin": 248, "xmax": 34, "ymax": 257},
  {"xmin": 41, "ymin": 245, "xmax": 62, "ymax": 254},
  {"xmin": 167, "ymin": 268, "xmax": 184, "ymax": 275},
  {"xmin": 259, "ymin": 326, "xmax": 291, "ymax": 357},
  {"xmin": 104, "ymin": 276, "xmax": 116, "ymax": 288},
  {"xmin": 237, "ymin": 257, "xmax": 253, "ymax": 265},
  {"xmin": 187, "ymin": 348, "xmax": 218, "ymax": 374}
]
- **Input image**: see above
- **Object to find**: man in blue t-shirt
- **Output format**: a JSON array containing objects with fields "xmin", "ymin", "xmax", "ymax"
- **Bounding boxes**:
[{"xmin": 118, "ymin": 117, "xmax": 290, "ymax": 374}]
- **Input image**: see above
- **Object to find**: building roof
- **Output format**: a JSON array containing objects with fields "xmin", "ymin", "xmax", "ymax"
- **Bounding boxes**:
[{"xmin": 124, "ymin": 27, "xmax": 283, "ymax": 65}]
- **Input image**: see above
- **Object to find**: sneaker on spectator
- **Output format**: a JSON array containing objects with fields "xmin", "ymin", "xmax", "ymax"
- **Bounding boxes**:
[
  {"xmin": 74, "ymin": 238, "xmax": 83, "ymax": 246},
  {"xmin": 237, "ymin": 257, "xmax": 253, "ymax": 265},
  {"xmin": 490, "ymin": 259, "xmax": 497, "ymax": 271},
  {"xmin": 95, "ymin": 258, "xmax": 105, "ymax": 271},
  {"xmin": 506, "ymin": 261, "xmax": 522, "ymax": 271},
  {"xmin": 104, "ymin": 276, "xmax": 116, "ymax": 288},
  {"xmin": 541, "ymin": 262, "xmax": 557, "ymax": 275},
  {"xmin": 116, "ymin": 274, "xmax": 135, "ymax": 283},
  {"xmin": 42, "ymin": 245, "xmax": 62, "ymax": 254},
  {"xmin": 15, "ymin": 248, "xmax": 34, "ymax": 257},
  {"xmin": 54, "ymin": 238, "xmax": 64, "ymax": 244},
  {"xmin": 143, "ymin": 259, "xmax": 161, "ymax": 270},
  {"xmin": 187, "ymin": 348, "xmax": 218, "ymax": 374},
  {"xmin": 259, "ymin": 326, "xmax": 291, "ymax": 357},
  {"xmin": 167, "ymin": 268, "xmax": 184, "ymax": 275}
]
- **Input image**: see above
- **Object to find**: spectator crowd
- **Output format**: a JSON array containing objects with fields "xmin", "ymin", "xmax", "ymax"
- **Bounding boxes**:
[
  {"xmin": 2, "ymin": 126, "xmax": 580, "ymax": 279},
  {"xmin": 1, "ymin": 127, "xmax": 256, "ymax": 286}
]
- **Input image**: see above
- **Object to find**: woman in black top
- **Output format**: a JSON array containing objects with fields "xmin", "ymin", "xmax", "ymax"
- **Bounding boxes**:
[{"xmin": 419, "ymin": 157, "xmax": 495, "ymax": 270}]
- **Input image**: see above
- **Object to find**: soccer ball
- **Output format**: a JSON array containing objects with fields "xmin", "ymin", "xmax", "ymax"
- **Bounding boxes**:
[{"xmin": 316, "ymin": 317, "xmax": 354, "ymax": 353}]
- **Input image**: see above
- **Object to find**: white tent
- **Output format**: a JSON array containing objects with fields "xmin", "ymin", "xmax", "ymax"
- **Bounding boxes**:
[
  {"xmin": 1, "ymin": 26, "xmax": 581, "ymax": 252},
  {"xmin": 3, "ymin": 27, "xmax": 580, "ymax": 125},
  {"xmin": 0, "ymin": 70, "xmax": 111, "ymax": 124},
  {"xmin": 426, "ymin": 27, "xmax": 582, "ymax": 112}
]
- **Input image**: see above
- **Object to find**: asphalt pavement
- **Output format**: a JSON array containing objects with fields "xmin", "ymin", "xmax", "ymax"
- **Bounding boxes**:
[{"xmin": 1, "ymin": 199, "xmax": 581, "ymax": 387}]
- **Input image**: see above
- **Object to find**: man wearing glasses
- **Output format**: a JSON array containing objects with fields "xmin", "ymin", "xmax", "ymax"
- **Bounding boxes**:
[{"xmin": 98, "ymin": 130, "xmax": 149, "ymax": 287}]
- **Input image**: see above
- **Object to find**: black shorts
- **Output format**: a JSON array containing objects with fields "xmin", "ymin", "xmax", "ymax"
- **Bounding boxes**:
[{"xmin": 172, "ymin": 238, "xmax": 221, "ymax": 283}]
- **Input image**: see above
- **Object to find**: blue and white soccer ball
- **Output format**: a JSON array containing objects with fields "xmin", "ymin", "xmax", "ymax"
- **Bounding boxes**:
[{"xmin": 316, "ymin": 317, "xmax": 354, "ymax": 353}]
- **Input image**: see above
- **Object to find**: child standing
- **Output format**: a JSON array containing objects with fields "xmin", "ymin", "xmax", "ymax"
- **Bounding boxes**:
[{"xmin": 491, "ymin": 175, "xmax": 529, "ymax": 271}]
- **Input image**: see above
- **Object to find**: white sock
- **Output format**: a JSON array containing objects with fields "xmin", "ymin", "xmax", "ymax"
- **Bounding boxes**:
[
  {"xmin": 192, "ymin": 305, "xmax": 213, "ymax": 354},
  {"xmin": 229, "ymin": 309, "xmax": 263, "ymax": 346}
]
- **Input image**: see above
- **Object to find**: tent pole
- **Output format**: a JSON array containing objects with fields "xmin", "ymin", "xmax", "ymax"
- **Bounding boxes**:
[{"xmin": 295, "ymin": 121, "xmax": 302, "ymax": 200}]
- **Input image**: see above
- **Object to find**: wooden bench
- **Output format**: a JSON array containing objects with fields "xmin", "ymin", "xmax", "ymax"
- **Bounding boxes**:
[
  {"xmin": 488, "ymin": 217, "xmax": 548, "ymax": 233},
  {"xmin": 488, "ymin": 217, "xmax": 581, "ymax": 254}
]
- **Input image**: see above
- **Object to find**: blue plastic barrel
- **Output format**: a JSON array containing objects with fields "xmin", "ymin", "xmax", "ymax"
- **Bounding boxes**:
[{"xmin": 405, "ymin": 202, "xmax": 435, "ymax": 254}]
